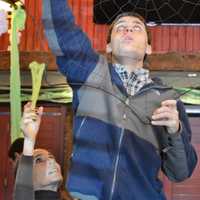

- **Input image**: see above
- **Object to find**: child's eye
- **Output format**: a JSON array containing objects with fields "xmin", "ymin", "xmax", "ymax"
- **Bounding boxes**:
[{"xmin": 35, "ymin": 157, "xmax": 43, "ymax": 163}]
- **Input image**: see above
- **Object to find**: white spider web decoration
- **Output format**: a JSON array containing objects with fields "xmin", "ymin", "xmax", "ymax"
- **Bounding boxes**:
[{"xmin": 94, "ymin": 0, "xmax": 200, "ymax": 24}]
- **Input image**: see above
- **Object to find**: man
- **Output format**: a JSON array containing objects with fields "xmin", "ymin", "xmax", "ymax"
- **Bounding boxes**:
[
  {"xmin": 42, "ymin": 1, "xmax": 197, "ymax": 200},
  {"xmin": 13, "ymin": 102, "xmax": 63, "ymax": 200}
]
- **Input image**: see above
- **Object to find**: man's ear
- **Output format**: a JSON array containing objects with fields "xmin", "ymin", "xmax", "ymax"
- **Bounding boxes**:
[
  {"xmin": 145, "ymin": 44, "xmax": 152, "ymax": 55},
  {"xmin": 106, "ymin": 43, "xmax": 112, "ymax": 53}
]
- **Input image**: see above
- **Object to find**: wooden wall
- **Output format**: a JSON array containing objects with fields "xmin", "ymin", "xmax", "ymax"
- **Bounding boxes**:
[{"xmin": 0, "ymin": 0, "xmax": 200, "ymax": 53}]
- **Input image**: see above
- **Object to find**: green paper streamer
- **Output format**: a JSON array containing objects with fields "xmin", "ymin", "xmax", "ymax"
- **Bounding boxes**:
[
  {"xmin": 10, "ymin": 4, "xmax": 26, "ymax": 142},
  {"xmin": 175, "ymin": 88, "xmax": 200, "ymax": 105},
  {"xmin": 29, "ymin": 61, "xmax": 45, "ymax": 109}
]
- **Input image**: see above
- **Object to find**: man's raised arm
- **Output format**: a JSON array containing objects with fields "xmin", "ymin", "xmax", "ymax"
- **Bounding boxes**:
[{"xmin": 42, "ymin": 0, "xmax": 99, "ymax": 82}]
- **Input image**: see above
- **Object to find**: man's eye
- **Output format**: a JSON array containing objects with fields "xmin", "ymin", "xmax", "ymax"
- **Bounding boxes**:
[
  {"xmin": 133, "ymin": 25, "xmax": 142, "ymax": 31},
  {"xmin": 116, "ymin": 25, "xmax": 126, "ymax": 32}
]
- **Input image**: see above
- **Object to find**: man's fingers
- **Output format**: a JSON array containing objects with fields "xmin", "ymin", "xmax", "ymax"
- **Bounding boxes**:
[
  {"xmin": 151, "ymin": 113, "xmax": 178, "ymax": 128},
  {"xmin": 161, "ymin": 100, "xmax": 177, "ymax": 108},
  {"xmin": 151, "ymin": 119, "xmax": 177, "ymax": 127},
  {"xmin": 152, "ymin": 112, "xmax": 173, "ymax": 121},
  {"xmin": 152, "ymin": 110, "xmax": 178, "ymax": 120},
  {"xmin": 153, "ymin": 106, "xmax": 173, "ymax": 115}
]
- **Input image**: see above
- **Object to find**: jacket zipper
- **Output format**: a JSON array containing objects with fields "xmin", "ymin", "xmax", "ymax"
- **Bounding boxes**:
[
  {"xmin": 71, "ymin": 117, "xmax": 87, "ymax": 157},
  {"xmin": 77, "ymin": 117, "xmax": 87, "ymax": 137},
  {"xmin": 109, "ymin": 129, "xmax": 124, "ymax": 200}
]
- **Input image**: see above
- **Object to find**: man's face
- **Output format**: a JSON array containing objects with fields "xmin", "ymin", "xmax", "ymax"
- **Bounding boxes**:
[
  {"xmin": 33, "ymin": 149, "xmax": 63, "ymax": 190},
  {"xmin": 108, "ymin": 16, "xmax": 151, "ymax": 60}
]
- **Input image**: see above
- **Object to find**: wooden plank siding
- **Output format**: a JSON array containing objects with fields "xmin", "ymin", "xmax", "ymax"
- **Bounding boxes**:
[
  {"xmin": 0, "ymin": 0, "xmax": 200, "ymax": 53},
  {"xmin": 162, "ymin": 117, "xmax": 200, "ymax": 200}
]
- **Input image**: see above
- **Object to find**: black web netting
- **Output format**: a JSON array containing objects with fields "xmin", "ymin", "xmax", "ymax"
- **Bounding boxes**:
[{"xmin": 94, "ymin": 0, "xmax": 200, "ymax": 24}]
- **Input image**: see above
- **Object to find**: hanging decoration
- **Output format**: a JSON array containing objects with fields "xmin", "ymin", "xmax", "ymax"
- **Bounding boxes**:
[
  {"xmin": 9, "ymin": 0, "xmax": 26, "ymax": 142},
  {"xmin": 29, "ymin": 61, "xmax": 45, "ymax": 109}
]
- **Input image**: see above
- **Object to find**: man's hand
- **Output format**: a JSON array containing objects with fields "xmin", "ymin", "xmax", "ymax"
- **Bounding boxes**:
[
  {"xmin": 151, "ymin": 100, "xmax": 180, "ymax": 134},
  {"xmin": 21, "ymin": 102, "xmax": 43, "ymax": 142}
]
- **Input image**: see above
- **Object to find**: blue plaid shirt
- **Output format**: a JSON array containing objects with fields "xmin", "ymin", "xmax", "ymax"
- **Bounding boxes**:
[{"xmin": 114, "ymin": 63, "xmax": 152, "ymax": 95}]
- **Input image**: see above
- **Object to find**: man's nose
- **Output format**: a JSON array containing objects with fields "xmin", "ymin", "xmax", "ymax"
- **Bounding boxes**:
[{"xmin": 123, "ymin": 27, "xmax": 133, "ymax": 34}]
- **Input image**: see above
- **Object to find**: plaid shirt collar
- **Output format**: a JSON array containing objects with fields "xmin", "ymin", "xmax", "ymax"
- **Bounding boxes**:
[{"xmin": 114, "ymin": 63, "xmax": 152, "ymax": 96}]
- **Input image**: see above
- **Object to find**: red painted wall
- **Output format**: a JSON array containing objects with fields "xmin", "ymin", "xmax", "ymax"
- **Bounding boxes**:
[{"xmin": 0, "ymin": 0, "xmax": 200, "ymax": 53}]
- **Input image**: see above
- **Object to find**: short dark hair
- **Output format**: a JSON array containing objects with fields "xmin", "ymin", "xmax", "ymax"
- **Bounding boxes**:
[
  {"xmin": 8, "ymin": 137, "xmax": 24, "ymax": 161},
  {"xmin": 107, "ymin": 12, "xmax": 151, "ymax": 45}
]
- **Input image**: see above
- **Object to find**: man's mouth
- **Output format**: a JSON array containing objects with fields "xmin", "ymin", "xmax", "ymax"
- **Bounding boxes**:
[{"xmin": 121, "ymin": 36, "xmax": 134, "ymax": 42}]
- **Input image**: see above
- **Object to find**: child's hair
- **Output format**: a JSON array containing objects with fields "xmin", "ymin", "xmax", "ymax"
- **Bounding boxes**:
[{"xmin": 8, "ymin": 137, "xmax": 24, "ymax": 161}]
